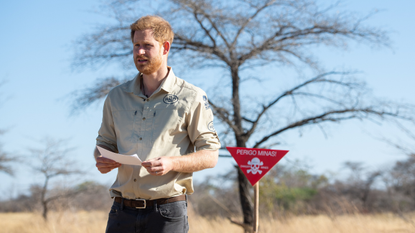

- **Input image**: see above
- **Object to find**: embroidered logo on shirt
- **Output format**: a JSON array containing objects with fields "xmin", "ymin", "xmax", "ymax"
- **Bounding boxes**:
[
  {"xmin": 203, "ymin": 95, "xmax": 210, "ymax": 109},
  {"xmin": 163, "ymin": 94, "xmax": 179, "ymax": 104},
  {"xmin": 208, "ymin": 121, "xmax": 215, "ymax": 132}
]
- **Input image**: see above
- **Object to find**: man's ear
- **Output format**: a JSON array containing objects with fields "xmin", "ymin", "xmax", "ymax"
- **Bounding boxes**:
[{"xmin": 162, "ymin": 41, "xmax": 170, "ymax": 55}]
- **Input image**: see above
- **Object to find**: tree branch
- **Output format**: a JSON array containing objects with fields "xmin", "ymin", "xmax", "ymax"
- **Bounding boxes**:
[
  {"xmin": 253, "ymin": 107, "xmax": 406, "ymax": 148},
  {"xmin": 230, "ymin": 0, "xmax": 276, "ymax": 51},
  {"xmin": 243, "ymin": 71, "xmax": 347, "ymax": 140},
  {"xmin": 209, "ymin": 100, "xmax": 241, "ymax": 134}
]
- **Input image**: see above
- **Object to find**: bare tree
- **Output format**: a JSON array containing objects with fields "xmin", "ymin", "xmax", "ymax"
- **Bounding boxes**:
[
  {"xmin": 342, "ymin": 161, "xmax": 382, "ymax": 212},
  {"xmin": 387, "ymin": 155, "xmax": 415, "ymax": 211},
  {"xmin": 71, "ymin": 0, "xmax": 414, "ymax": 231},
  {"xmin": 0, "ymin": 82, "xmax": 16, "ymax": 176},
  {"xmin": 0, "ymin": 137, "xmax": 15, "ymax": 176},
  {"xmin": 27, "ymin": 138, "xmax": 84, "ymax": 220},
  {"xmin": 381, "ymin": 127, "xmax": 415, "ymax": 216}
]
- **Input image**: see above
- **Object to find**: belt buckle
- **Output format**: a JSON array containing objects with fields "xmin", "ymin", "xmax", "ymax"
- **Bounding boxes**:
[{"xmin": 135, "ymin": 199, "xmax": 146, "ymax": 209}]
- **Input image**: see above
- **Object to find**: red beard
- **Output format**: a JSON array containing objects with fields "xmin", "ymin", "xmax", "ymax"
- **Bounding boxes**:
[{"xmin": 134, "ymin": 54, "xmax": 162, "ymax": 75}]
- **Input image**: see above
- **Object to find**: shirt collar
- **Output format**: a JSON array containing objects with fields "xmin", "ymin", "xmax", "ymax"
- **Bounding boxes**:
[
  {"xmin": 122, "ymin": 74, "xmax": 141, "ymax": 95},
  {"xmin": 160, "ymin": 67, "xmax": 176, "ymax": 94},
  {"xmin": 124, "ymin": 67, "xmax": 176, "ymax": 95}
]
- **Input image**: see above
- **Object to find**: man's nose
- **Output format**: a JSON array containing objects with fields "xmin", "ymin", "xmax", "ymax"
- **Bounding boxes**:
[
  {"xmin": 135, "ymin": 47, "xmax": 145, "ymax": 55},
  {"xmin": 138, "ymin": 48, "xmax": 145, "ymax": 54}
]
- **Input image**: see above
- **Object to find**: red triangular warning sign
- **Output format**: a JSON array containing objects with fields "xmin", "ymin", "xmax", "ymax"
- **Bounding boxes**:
[{"xmin": 227, "ymin": 147, "xmax": 289, "ymax": 186}]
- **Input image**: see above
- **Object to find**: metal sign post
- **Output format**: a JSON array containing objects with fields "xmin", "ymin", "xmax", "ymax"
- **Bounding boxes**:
[
  {"xmin": 254, "ymin": 183, "xmax": 259, "ymax": 233},
  {"xmin": 226, "ymin": 147, "xmax": 289, "ymax": 233}
]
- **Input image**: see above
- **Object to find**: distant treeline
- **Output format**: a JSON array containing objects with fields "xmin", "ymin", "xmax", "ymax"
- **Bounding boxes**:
[{"xmin": 1, "ymin": 154, "xmax": 415, "ymax": 219}]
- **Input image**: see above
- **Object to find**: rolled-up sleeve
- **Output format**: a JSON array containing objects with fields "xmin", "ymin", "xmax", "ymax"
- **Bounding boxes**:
[
  {"xmin": 96, "ymin": 95, "xmax": 119, "ymax": 153},
  {"xmin": 186, "ymin": 90, "xmax": 221, "ymax": 151}
]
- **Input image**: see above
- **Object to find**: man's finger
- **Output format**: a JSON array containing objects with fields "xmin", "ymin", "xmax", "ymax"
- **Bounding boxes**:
[
  {"xmin": 96, "ymin": 163, "xmax": 119, "ymax": 168},
  {"xmin": 97, "ymin": 156, "xmax": 118, "ymax": 163},
  {"xmin": 142, "ymin": 158, "xmax": 162, "ymax": 167},
  {"xmin": 98, "ymin": 167, "xmax": 114, "ymax": 174},
  {"xmin": 97, "ymin": 157, "xmax": 122, "ymax": 167},
  {"xmin": 96, "ymin": 162, "xmax": 121, "ymax": 174}
]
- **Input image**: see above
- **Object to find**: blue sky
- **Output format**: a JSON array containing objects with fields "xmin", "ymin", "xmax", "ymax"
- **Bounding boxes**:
[{"xmin": 1, "ymin": 0, "xmax": 415, "ymax": 199}]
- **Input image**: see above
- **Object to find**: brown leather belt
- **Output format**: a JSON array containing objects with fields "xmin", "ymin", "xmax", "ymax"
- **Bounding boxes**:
[{"xmin": 114, "ymin": 195, "xmax": 186, "ymax": 209}]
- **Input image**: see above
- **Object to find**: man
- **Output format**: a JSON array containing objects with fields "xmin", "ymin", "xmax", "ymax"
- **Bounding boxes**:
[{"xmin": 94, "ymin": 15, "xmax": 221, "ymax": 233}]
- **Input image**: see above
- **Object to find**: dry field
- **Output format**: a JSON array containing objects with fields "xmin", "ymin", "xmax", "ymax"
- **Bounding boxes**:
[{"xmin": 0, "ymin": 211, "xmax": 414, "ymax": 233}]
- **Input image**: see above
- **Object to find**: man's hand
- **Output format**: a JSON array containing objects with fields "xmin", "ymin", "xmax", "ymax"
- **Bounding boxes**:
[
  {"xmin": 141, "ymin": 150, "xmax": 218, "ymax": 176},
  {"xmin": 96, "ymin": 156, "xmax": 122, "ymax": 174},
  {"xmin": 142, "ymin": 157, "xmax": 173, "ymax": 176}
]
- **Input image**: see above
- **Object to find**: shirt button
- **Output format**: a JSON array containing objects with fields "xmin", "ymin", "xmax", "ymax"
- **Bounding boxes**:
[
  {"xmin": 139, "ymin": 137, "xmax": 142, "ymax": 140},
  {"xmin": 142, "ymin": 117, "xmax": 146, "ymax": 120},
  {"xmin": 134, "ymin": 179, "xmax": 137, "ymax": 182}
]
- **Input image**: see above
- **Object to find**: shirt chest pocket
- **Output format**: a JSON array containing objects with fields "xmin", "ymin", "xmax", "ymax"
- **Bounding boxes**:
[
  {"xmin": 152, "ymin": 102, "xmax": 187, "ymax": 141},
  {"xmin": 112, "ymin": 110, "xmax": 142, "ymax": 145}
]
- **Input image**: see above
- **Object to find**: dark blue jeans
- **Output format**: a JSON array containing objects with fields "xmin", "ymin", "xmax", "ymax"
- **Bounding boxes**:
[{"xmin": 105, "ymin": 199, "xmax": 189, "ymax": 233}]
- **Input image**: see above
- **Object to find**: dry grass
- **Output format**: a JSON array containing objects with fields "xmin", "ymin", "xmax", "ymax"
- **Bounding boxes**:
[
  {"xmin": 189, "ymin": 213, "xmax": 415, "ymax": 233},
  {"xmin": 0, "ymin": 211, "xmax": 107, "ymax": 233},
  {"xmin": 1, "ymin": 211, "xmax": 415, "ymax": 233}
]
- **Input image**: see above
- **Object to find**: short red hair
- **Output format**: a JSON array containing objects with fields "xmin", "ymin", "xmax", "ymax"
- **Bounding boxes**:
[{"xmin": 130, "ymin": 15, "xmax": 174, "ymax": 44}]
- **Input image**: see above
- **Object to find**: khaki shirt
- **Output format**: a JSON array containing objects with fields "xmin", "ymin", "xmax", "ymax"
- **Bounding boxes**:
[{"xmin": 96, "ymin": 68, "xmax": 221, "ymax": 200}]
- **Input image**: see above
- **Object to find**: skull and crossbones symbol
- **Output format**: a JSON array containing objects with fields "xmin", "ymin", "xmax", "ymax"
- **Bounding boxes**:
[{"xmin": 247, "ymin": 157, "xmax": 263, "ymax": 174}]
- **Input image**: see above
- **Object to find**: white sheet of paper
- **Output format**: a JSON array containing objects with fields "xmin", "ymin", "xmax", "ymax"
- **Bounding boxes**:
[{"xmin": 97, "ymin": 146, "xmax": 142, "ymax": 166}]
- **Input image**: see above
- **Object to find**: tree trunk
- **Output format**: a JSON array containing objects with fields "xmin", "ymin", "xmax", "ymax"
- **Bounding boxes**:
[
  {"xmin": 42, "ymin": 201, "xmax": 48, "ymax": 221},
  {"xmin": 236, "ymin": 138, "xmax": 254, "ymax": 232},
  {"xmin": 41, "ymin": 177, "xmax": 49, "ymax": 221},
  {"xmin": 231, "ymin": 65, "xmax": 254, "ymax": 232},
  {"xmin": 237, "ymin": 167, "xmax": 254, "ymax": 230}
]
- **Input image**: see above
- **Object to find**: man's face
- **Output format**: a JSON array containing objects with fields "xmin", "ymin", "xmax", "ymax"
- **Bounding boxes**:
[{"xmin": 133, "ymin": 29, "xmax": 163, "ymax": 75}]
